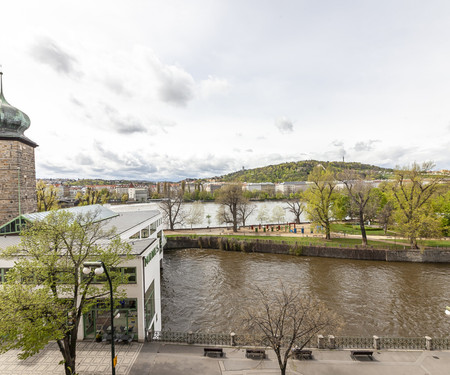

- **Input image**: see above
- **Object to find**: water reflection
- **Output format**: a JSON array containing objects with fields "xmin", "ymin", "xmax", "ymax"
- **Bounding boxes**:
[{"xmin": 161, "ymin": 249, "xmax": 450, "ymax": 337}]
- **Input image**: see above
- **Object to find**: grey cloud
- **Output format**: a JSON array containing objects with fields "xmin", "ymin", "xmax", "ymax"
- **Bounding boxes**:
[
  {"xmin": 104, "ymin": 77, "xmax": 131, "ymax": 96},
  {"xmin": 245, "ymin": 149, "xmax": 253, "ymax": 152},
  {"xmin": 40, "ymin": 162, "xmax": 79, "ymax": 175},
  {"xmin": 354, "ymin": 140, "xmax": 380, "ymax": 152},
  {"xmin": 77, "ymin": 154, "xmax": 94, "ymax": 165},
  {"xmin": 102, "ymin": 104, "xmax": 147, "ymax": 134},
  {"xmin": 70, "ymin": 95, "xmax": 84, "ymax": 107},
  {"xmin": 275, "ymin": 117, "xmax": 294, "ymax": 134},
  {"xmin": 94, "ymin": 143, "xmax": 123, "ymax": 164},
  {"xmin": 31, "ymin": 37, "xmax": 79, "ymax": 76},
  {"xmin": 332, "ymin": 140, "xmax": 344, "ymax": 147},
  {"xmin": 155, "ymin": 64, "xmax": 195, "ymax": 106}
]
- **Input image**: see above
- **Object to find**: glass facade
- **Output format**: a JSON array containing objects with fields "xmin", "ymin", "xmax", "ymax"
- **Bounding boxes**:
[
  {"xmin": 144, "ymin": 281, "xmax": 155, "ymax": 332},
  {"xmin": 83, "ymin": 298, "xmax": 138, "ymax": 340},
  {"xmin": 0, "ymin": 268, "xmax": 9, "ymax": 283}
]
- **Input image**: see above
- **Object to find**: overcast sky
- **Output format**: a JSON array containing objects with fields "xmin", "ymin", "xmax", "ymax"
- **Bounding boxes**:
[{"xmin": 1, "ymin": 0, "xmax": 450, "ymax": 181}]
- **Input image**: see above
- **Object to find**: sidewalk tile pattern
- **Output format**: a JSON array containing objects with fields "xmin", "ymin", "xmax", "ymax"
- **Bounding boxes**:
[{"xmin": 0, "ymin": 341, "xmax": 143, "ymax": 375}]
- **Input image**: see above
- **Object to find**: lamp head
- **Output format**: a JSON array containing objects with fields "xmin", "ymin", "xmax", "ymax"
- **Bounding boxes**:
[
  {"xmin": 82, "ymin": 267, "xmax": 91, "ymax": 275},
  {"xmin": 94, "ymin": 266, "xmax": 104, "ymax": 275}
]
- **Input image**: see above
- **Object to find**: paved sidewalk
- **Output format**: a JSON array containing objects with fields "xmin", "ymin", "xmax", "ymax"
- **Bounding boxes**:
[
  {"xmin": 130, "ymin": 343, "xmax": 450, "ymax": 375},
  {"xmin": 0, "ymin": 341, "xmax": 143, "ymax": 375},
  {"xmin": 1, "ymin": 342, "xmax": 449, "ymax": 375}
]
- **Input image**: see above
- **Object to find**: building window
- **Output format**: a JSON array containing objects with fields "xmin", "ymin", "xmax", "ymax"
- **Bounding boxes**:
[
  {"xmin": 82, "ymin": 267, "xmax": 137, "ymax": 284},
  {"xmin": 144, "ymin": 281, "xmax": 155, "ymax": 331},
  {"xmin": 83, "ymin": 298, "xmax": 138, "ymax": 340},
  {"xmin": 0, "ymin": 268, "xmax": 10, "ymax": 283},
  {"xmin": 129, "ymin": 231, "xmax": 140, "ymax": 239},
  {"xmin": 141, "ymin": 227, "xmax": 149, "ymax": 238}
]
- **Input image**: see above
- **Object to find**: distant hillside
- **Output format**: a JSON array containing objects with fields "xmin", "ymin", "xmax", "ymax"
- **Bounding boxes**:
[{"xmin": 220, "ymin": 160, "xmax": 392, "ymax": 183}]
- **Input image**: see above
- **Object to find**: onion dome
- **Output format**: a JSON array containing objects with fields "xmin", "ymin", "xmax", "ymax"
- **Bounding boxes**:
[{"xmin": 0, "ymin": 70, "xmax": 36, "ymax": 147}]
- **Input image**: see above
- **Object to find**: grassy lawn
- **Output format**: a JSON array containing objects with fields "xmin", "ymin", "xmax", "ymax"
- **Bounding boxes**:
[
  {"xmin": 331, "ymin": 223, "xmax": 396, "ymax": 236},
  {"xmin": 389, "ymin": 238, "xmax": 450, "ymax": 248}
]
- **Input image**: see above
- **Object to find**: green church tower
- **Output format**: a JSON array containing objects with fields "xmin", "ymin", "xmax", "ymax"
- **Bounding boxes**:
[{"xmin": 0, "ymin": 70, "xmax": 38, "ymax": 225}]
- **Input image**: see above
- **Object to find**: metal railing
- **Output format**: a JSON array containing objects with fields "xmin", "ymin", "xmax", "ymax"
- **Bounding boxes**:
[{"xmin": 149, "ymin": 331, "xmax": 450, "ymax": 350}]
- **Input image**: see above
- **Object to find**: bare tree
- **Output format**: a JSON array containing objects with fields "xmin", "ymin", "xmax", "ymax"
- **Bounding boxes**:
[
  {"xmin": 237, "ymin": 199, "xmax": 256, "ymax": 227},
  {"xmin": 217, "ymin": 184, "xmax": 245, "ymax": 232},
  {"xmin": 256, "ymin": 204, "xmax": 270, "ymax": 224},
  {"xmin": 158, "ymin": 190, "xmax": 184, "ymax": 230},
  {"xmin": 378, "ymin": 200, "xmax": 394, "ymax": 234},
  {"xmin": 338, "ymin": 170, "xmax": 380, "ymax": 246},
  {"xmin": 243, "ymin": 283, "xmax": 340, "ymax": 375},
  {"xmin": 285, "ymin": 200, "xmax": 304, "ymax": 224},
  {"xmin": 185, "ymin": 201, "xmax": 205, "ymax": 229},
  {"xmin": 272, "ymin": 205, "xmax": 285, "ymax": 224}
]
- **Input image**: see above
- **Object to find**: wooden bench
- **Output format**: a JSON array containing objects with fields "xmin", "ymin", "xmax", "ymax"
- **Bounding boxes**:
[
  {"xmin": 350, "ymin": 350, "xmax": 373, "ymax": 360},
  {"xmin": 203, "ymin": 347, "xmax": 224, "ymax": 357},
  {"xmin": 245, "ymin": 349, "xmax": 266, "ymax": 359},
  {"xmin": 292, "ymin": 349, "xmax": 313, "ymax": 360}
]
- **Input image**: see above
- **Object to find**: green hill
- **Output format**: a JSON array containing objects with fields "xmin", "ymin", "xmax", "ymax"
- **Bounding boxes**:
[{"xmin": 219, "ymin": 160, "xmax": 392, "ymax": 183}]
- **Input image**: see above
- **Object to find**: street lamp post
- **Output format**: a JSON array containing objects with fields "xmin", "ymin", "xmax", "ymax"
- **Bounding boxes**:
[{"xmin": 83, "ymin": 261, "xmax": 117, "ymax": 375}]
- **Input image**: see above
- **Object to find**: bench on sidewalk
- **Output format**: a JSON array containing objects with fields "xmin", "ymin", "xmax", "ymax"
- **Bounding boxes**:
[
  {"xmin": 203, "ymin": 347, "xmax": 224, "ymax": 357},
  {"xmin": 292, "ymin": 349, "xmax": 313, "ymax": 360},
  {"xmin": 350, "ymin": 350, "xmax": 373, "ymax": 361},
  {"xmin": 245, "ymin": 349, "xmax": 266, "ymax": 359}
]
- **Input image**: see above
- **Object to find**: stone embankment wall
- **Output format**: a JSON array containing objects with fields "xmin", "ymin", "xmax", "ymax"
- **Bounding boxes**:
[{"xmin": 166, "ymin": 236, "xmax": 450, "ymax": 263}]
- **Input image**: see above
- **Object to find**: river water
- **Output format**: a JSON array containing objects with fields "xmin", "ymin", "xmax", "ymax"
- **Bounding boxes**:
[
  {"xmin": 161, "ymin": 249, "xmax": 450, "ymax": 337},
  {"xmin": 109, "ymin": 201, "xmax": 307, "ymax": 228}
]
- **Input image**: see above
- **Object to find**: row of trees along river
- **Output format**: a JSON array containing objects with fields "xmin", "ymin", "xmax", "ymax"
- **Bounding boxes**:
[{"xmin": 155, "ymin": 162, "xmax": 449, "ymax": 249}]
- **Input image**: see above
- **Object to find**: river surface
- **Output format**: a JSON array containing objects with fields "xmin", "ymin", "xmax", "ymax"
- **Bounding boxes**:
[
  {"xmin": 109, "ymin": 201, "xmax": 307, "ymax": 228},
  {"xmin": 161, "ymin": 249, "xmax": 450, "ymax": 337}
]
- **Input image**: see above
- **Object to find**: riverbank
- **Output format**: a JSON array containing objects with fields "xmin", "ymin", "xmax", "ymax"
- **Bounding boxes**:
[{"xmin": 165, "ymin": 232, "xmax": 450, "ymax": 263}]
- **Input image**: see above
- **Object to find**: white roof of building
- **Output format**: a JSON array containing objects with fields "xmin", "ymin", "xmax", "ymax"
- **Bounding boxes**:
[
  {"xmin": 103, "ymin": 210, "xmax": 160, "ymax": 236},
  {"xmin": 22, "ymin": 204, "xmax": 118, "ymax": 223}
]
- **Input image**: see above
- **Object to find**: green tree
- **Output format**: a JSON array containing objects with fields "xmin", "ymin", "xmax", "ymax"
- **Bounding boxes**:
[
  {"xmin": 390, "ymin": 162, "xmax": 443, "ymax": 248},
  {"xmin": 432, "ymin": 187, "xmax": 450, "ymax": 236},
  {"xmin": 216, "ymin": 184, "xmax": 245, "ymax": 232},
  {"xmin": 304, "ymin": 166, "xmax": 338, "ymax": 240},
  {"xmin": 0, "ymin": 209, "xmax": 132, "ymax": 375},
  {"xmin": 36, "ymin": 181, "xmax": 60, "ymax": 212}
]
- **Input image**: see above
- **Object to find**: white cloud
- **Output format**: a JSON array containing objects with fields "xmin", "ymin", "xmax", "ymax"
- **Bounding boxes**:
[{"xmin": 199, "ymin": 76, "xmax": 231, "ymax": 98}]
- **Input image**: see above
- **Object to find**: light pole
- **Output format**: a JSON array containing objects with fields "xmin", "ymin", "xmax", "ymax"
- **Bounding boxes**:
[{"xmin": 83, "ymin": 261, "xmax": 117, "ymax": 375}]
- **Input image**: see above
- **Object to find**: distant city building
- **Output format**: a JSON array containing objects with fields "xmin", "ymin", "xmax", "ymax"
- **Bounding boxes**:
[
  {"xmin": 244, "ymin": 182, "xmax": 276, "ymax": 195},
  {"xmin": 0, "ymin": 72, "xmax": 37, "ymax": 226},
  {"xmin": 275, "ymin": 181, "xmax": 311, "ymax": 194}
]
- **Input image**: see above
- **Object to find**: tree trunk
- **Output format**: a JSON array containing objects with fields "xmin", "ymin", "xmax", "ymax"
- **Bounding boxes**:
[
  {"xmin": 57, "ymin": 337, "xmax": 76, "ymax": 375},
  {"xmin": 232, "ymin": 203, "xmax": 238, "ymax": 232},
  {"xmin": 359, "ymin": 210, "xmax": 368, "ymax": 246},
  {"xmin": 325, "ymin": 223, "xmax": 331, "ymax": 240}
]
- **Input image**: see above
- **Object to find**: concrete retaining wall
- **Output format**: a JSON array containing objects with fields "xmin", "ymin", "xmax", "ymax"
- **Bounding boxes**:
[{"xmin": 165, "ymin": 236, "xmax": 450, "ymax": 263}]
